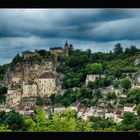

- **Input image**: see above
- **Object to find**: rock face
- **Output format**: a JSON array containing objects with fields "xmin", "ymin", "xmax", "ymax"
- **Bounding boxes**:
[
  {"xmin": 134, "ymin": 57, "xmax": 140, "ymax": 66},
  {"xmin": 134, "ymin": 72, "xmax": 140, "ymax": 83},
  {"xmin": 3, "ymin": 59, "xmax": 55, "ymax": 87}
]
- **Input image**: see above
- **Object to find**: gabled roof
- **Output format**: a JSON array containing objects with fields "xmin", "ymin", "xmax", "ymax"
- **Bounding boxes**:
[
  {"xmin": 124, "ymin": 103, "xmax": 135, "ymax": 108},
  {"xmin": 50, "ymin": 47, "xmax": 63, "ymax": 50},
  {"xmin": 54, "ymin": 103, "xmax": 65, "ymax": 108},
  {"xmin": 39, "ymin": 72, "xmax": 55, "ymax": 79},
  {"xmin": 71, "ymin": 102, "xmax": 80, "ymax": 107}
]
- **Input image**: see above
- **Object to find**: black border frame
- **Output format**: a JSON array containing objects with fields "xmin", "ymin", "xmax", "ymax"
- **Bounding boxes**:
[{"xmin": 0, "ymin": 0, "xmax": 140, "ymax": 8}]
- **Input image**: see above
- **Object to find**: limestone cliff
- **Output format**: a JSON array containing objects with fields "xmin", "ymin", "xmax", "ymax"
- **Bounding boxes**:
[{"xmin": 3, "ymin": 58, "xmax": 55, "ymax": 87}]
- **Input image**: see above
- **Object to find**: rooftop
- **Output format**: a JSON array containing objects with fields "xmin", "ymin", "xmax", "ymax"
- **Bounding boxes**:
[
  {"xmin": 124, "ymin": 103, "xmax": 135, "ymax": 108},
  {"xmin": 39, "ymin": 72, "xmax": 55, "ymax": 79},
  {"xmin": 53, "ymin": 103, "xmax": 65, "ymax": 108},
  {"xmin": 50, "ymin": 47, "xmax": 63, "ymax": 50}
]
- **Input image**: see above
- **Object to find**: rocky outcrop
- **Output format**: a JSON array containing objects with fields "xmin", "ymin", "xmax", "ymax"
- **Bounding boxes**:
[{"xmin": 3, "ymin": 59, "xmax": 55, "ymax": 87}]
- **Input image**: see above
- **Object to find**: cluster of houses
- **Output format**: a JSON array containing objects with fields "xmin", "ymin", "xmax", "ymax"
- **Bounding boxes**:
[
  {"xmin": 2, "ymin": 72, "xmax": 139, "ymax": 121},
  {"xmin": 1, "ymin": 44, "xmax": 140, "ymax": 124},
  {"xmin": 0, "ymin": 101, "xmax": 136, "ymax": 124},
  {"xmin": 50, "ymin": 102, "xmax": 136, "ymax": 123},
  {"xmin": 4, "ymin": 71, "xmax": 57, "ymax": 106}
]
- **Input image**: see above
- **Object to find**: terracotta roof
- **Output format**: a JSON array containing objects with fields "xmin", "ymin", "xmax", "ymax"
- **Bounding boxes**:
[
  {"xmin": 39, "ymin": 72, "xmax": 55, "ymax": 79},
  {"xmin": 115, "ymin": 109, "xmax": 122, "ymax": 115},
  {"xmin": 50, "ymin": 47, "xmax": 63, "ymax": 50},
  {"xmin": 124, "ymin": 103, "xmax": 135, "ymax": 108},
  {"xmin": 78, "ymin": 107, "xmax": 87, "ymax": 113},
  {"xmin": 16, "ymin": 103, "xmax": 25, "ymax": 110},
  {"xmin": 136, "ymin": 83, "xmax": 140, "ymax": 86}
]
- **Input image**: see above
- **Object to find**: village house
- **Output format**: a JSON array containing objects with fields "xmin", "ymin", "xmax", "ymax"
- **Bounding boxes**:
[
  {"xmin": 69, "ymin": 102, "xmax": 80, "ymax": 111},
  {"xmin": 114, "ymin": 109, "xmax": 123, "ymax": 123},
  {"xmin": 85, "ymin": 74, "xmax": 105, "ymax": 85},
  {"xmin": 95, "ymin": 108, "xmax": 106, "ymax": 117},
  {"xmin": 53, "ymin": 103, "xmax": 65, "ymax": 113},
  {"xmin": 124, "ymin": 103, "xmax": 136, "ymax": 113},
  {"xmin": 35, "ymin": 72, "xmax": 56, "ymax": 97},
  {"xmin": 132, "ymin": 83, "xmax": 140, "ymax": 89},
  {"xmin": 22, "ymin": 51, "xmax": 40, "ymax": 59},
  {"xmin": 5, "ymin": 89, "xmax": 22, "ymax": 106},
  {"xmin": 105, "ymin": 112, "xmax": 115, "ymax": 120},
  {"xmin": 77, "ymin": 106, "xmax": 89, "ymax": 121},
  {"xmin": 50, "ymin": 47, "xmax": 64, "ymax": 55},
  {"xmin": 104, "ymin": 108, "xmax": 123, "ymax": 123},
  {"xmin": 22, "ymin": 81, "xmax": 38, "ymax": 98}
]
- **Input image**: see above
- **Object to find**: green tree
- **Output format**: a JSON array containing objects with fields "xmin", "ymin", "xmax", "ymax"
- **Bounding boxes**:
[
  {"xmin": 107, "ymin": 90, "xmax": 116, "ymax": 100},
  {"xmin": 36, "ymin": 96, "xmax": 44, "ymax": 106},
  {"xmin": 86, "ymin": 63, "xmax": 103, "ymax": 74},
  {"xmin": 114, "ymin": 43, "xmax": 123, "ymax": 54},
  {"xmin": 4, "ymin": 110, "xmax": 23, "ymax": 131},
  {"xmin": 121, "ymin": 112, "xmax": 137, "ymax": 131},
  {"xmin": 113, "ymin": 80, "xmax": 120, "ymax": 89},
  {"xmin": 136, "ymin": 104, "xmax": 140, "ymax": 117},
  {"xmin": 120, "ymin": 77, "xmax": 131, "ymax": 90},
  {"xmin": 0, "ymin": 124, "xmax": 12, "ymax": 132},
  {"xmin": 37, "ymin": 50, "xmax": 46, "ymax": 56},
  {"xmin": 126, "ymin": 88, "xmax": 140, "ymax": 104}
]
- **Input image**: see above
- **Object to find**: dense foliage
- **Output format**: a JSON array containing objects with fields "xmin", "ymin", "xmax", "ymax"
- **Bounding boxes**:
[{"xmin": 0, "ymin": 107, "xmax": 140, "ymax": 132}]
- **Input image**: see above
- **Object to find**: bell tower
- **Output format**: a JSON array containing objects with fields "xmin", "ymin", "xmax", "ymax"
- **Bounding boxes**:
[{"xmin": 64, "ymin": 41, "xmax": 69, "ymax": 57}]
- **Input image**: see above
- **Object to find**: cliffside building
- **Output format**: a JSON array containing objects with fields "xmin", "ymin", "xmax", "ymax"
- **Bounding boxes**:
[
  {"xmin": 22, "ymin": 81, "xmax": 38, "ymax": 98},
  {"xmin": 35, "ymin": 72, "xmax": 56, "ymax": 97},
  {"xmin": 22, "ymin": 51, "xmax": 40, "ymax": 59},
  {"xmin": 85, "ymin": 74, "xmax": 105, "ymax": 85}
]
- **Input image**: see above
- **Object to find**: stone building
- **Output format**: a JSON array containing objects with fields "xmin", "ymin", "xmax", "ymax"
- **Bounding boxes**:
[
  {"xmin": 85, "ymin": 74, "xmax": 105, "ymax": 85},
  {"xmin": 124, "ymin": 103, "xmax": 136, "ymax": 112},
  {"xmin": 35, "ymin": 72, "xmax": 56, "ymax": 97},
  {"xmin": 22, "ymin": 51, "xmax": 40, "ymax": 59},
  {"xmin": 50, "ymin": 41, "xmax": 69, "ymax": 57},
  {"xmin": 5, "ymin": 89, "xmax": 22, "ymax": 106},
  {"xmin": 22, "ymin": 81, "xmax": 38, "ymax": 98}
]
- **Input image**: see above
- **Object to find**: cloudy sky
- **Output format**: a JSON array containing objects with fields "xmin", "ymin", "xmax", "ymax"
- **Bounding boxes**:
[{"xmin": 0, "ymin": 9, "xmax": 140, "ymax": 65}]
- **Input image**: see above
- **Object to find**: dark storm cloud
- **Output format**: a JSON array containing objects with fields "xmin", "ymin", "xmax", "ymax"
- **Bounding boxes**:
[{"xmin": 0, "ymin": 9, "xmax": 139, "ymax": 42}]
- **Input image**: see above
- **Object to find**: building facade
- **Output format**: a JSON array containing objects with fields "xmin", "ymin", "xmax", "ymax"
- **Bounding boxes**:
[
  {"xmin": 35, "ymin": 72, "xmax": 56, "ymax": 97},
  {"xmin": 50, "ymin": 41, "xmax": 69, "ymax": 57},
  {"xmin": 22, "ymin": 81, "xmax": 38, "ymax": 98},
  {"xmin": 22, "ymin": 51, "xmax": 39, "ymax": 59},
  {"xmin": 85, "ymin": 74, "xmax": 105, "ymax": 85}
]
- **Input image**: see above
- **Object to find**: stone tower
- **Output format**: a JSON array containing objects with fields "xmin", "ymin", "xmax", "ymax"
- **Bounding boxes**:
[{"xmin": 64, "ymin": 41, "xmax": 69, "ymax": 57}]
